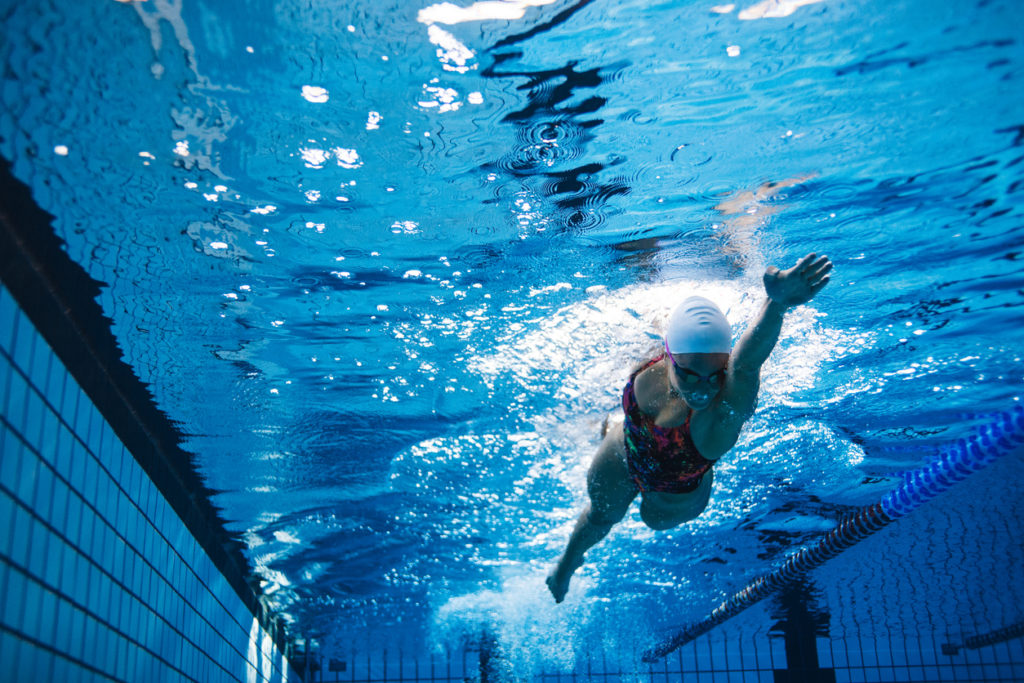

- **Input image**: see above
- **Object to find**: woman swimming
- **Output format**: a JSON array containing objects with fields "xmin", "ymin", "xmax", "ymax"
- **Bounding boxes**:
[{"xmin": 546, "ymin": 253, "xmax": 833, "ymax": 603}]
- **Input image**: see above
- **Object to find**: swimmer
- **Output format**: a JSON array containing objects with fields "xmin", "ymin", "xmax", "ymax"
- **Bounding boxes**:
[{"xmin": 546, "ymin": 253, "xmax": 833, "ymax": 603}]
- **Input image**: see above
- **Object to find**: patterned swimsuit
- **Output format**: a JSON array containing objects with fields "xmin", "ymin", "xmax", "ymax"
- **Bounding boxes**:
[{"xmin": 622, "ymin": 355, "xmax": 714, "ymax": 494}]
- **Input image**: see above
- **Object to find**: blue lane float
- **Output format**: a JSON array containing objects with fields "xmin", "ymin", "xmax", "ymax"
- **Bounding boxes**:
[
  {"xmin": 943, "ymin": 618, "xmax": 1024, "ymax": 656},
  {"xmin": 643, "ymin": 405, "xmax": 1024, "ymax": 663}
]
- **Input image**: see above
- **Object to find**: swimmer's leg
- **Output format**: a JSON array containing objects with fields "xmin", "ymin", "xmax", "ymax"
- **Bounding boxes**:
[{"xmin": 547, "ymin": 422, "xmax": 637, "ymax": 603}]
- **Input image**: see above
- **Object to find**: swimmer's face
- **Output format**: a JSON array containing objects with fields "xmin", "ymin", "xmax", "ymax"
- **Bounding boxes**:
[{"xmin": 666, "ymin": 352, "xmax": 730, "ymax": 410}]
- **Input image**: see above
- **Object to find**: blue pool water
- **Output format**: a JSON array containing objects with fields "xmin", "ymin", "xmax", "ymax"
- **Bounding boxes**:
[{"xmin": 2, "ymin": 0, "xmax": 1023, "ymax": 676}]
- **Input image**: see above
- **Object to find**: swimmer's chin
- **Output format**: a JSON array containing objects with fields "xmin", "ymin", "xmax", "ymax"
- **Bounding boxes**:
[{"xmin": 681, "ymin": 396, "xmax": 713, "ymax": 411}]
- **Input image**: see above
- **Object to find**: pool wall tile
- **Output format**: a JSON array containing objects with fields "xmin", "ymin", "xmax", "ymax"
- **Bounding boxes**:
[{"xmin": 0, "ymin": 282, "xmax": 299, "ymax": 682}]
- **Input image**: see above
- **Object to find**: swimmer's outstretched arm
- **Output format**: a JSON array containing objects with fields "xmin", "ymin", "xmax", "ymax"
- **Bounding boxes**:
[
  {"xmin": 732, "ymin": 253, "xmax": 832, "ymax": 373},
  {"xmin": 716, "ymin": 253, "xmax": 832, "ymax": 423}
]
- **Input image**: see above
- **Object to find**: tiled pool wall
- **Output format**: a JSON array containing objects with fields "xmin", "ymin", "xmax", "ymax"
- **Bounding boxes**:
[
  {"xmin": 817, "ymin": 633, "xmax": 1024, "ymax": 683},
  {"xmin": 304, "ymin": 623, "xmax": 1023, "ymax": 682},
  {"xmin": 0, "ymin": 281, "xmax": 298, "ymax": 683}
]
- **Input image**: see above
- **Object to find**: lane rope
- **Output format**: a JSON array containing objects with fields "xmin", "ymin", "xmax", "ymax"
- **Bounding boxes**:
[{"xmin": 642, "ymin": 405, "xmax": 1024, "ymax": 663}]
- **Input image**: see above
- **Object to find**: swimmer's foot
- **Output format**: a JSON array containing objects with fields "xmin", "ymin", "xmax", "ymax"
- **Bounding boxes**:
[{"xmin": 546, "ymin": 560, "xmax": 579, "ymax": 603}]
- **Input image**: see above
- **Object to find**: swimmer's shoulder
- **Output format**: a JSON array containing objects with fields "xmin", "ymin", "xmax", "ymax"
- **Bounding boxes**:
[{"xmin": 629, "ymin": 351, "xmax": 669, "ymax": 412}]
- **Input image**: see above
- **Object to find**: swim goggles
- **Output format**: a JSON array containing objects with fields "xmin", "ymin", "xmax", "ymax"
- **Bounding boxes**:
[{"xmin": 664, "ymin": 340, "xmax": 726, "ymax": 387}]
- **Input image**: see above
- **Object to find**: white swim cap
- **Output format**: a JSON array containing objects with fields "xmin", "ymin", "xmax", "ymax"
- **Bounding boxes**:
[{"xmin": 665, "ymin": 296, "xmax": 732, "ymax": 354}]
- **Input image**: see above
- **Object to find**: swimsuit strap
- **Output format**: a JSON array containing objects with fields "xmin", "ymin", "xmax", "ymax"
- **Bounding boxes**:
[
  {"xmin": 624, "ymin": 355, "xmax": 662, "ymax": 416},
  {"xmin": 624, "ymin": 354, "xmax": 694, "ymax": 436},
  {"xmin": 628, "ymin": 353, "xmax": 665, "ymax": 383}
]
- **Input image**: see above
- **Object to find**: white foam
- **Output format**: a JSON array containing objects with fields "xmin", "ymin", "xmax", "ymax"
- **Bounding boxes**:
[{"xmin": 431, "ymin": 569, "xmax": 589, "ymax": 676}]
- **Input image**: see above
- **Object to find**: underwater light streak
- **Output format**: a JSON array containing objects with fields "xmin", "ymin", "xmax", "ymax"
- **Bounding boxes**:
[
  {"xmin": 427, "ymin": 24, "xmax": 476, "ymax": 73},
  {"xmin": 738, "ymin": 0, "xmax": 826, "ymax": 20},
  {"xmin": 247, "ymin": 618, "xmax": 260, "ymax": 683},
  {"xmin": 417, "ymin": 0, "xmax": 559, "ymax": 25},
  {"xmin": 300, "ymin": 85, "xmax": 329, "ymax": 103},
  {"xmin": 417, "ymin": 0, "xmax": 562, "ymax": 76}
]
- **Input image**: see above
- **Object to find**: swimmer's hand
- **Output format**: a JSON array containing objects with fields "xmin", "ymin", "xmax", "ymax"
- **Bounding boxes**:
[{"xmin": 764, "ymin": 253, "xmax": 832, "ymax": 308}]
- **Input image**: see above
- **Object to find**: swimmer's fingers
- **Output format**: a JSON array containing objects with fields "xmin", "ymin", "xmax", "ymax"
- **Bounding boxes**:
[
  {"xmin": 766, "ymin": 253, "xmax": 832, "ymax": 305},
  {"xmin": 795, "ymin": 253, "xmax": 817, "ymax": 273},
  {"xmin": 806, "ymin": 258, "xmax": 833, "ymax": 283},
  {"xmin": 799, "ymin": 253, "xmax": 829, "ymax": 271},
  {"xmin": 809, "ymin": 275, "xmax": 831, "ymax": 295}
]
